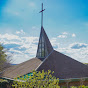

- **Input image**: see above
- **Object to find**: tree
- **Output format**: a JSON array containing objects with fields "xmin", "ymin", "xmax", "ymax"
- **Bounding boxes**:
[
  {"xmin": 12, "ymin": 70, "xmax": 60, "ymax": 88},
  {"xmin": 0, "ymin": 44, "xmax": 10, "ymax": 72}
]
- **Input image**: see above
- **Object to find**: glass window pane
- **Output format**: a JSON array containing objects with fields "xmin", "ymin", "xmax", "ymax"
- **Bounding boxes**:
[
  {"xmin": 42, "ymin": 36, "xmax": 44, "ymax": 42},
  {"xmin": 42, "ymin": 43, "xmax": 44, "ymax": 47},
  {"xmin": 36, "ymin": 32, "xmax": 49, "ymax": 58},
  {"xmin": 42, "ymin": 48, "xmax": 44, "ymax": 51},
  {"xmin": 41, "ymin": 53, "xmax": 44, "ymax": 57},
  {"xmin": 39, "ymin": 44, "xmax": 41, "ymax": 48},
  {"xmin": 39, "ymin": 53, "xmax": 41, "ymax": 57},
  {"xmin": 39, "ymin": 48, "xmax": 41, "ymax": 52},
  {"xmin": 39, "ymin": 38, "xmax": 42, "ymax": 43}
]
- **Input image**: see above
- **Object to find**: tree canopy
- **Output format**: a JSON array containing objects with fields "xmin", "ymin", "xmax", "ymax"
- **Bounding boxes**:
[{"xmin": 0, "ymin": 44, "xmax": 10, "ymax": 72}]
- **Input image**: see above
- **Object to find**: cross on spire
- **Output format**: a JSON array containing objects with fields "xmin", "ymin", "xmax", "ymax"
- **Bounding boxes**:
[{"xmin": 39, "ymin": 3, "xmax": 45, "ymax": 27}]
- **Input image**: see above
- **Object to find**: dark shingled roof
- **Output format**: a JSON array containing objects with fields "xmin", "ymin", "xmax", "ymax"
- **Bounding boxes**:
[
  {"xmin": 1, "ymin": 58, "xmax": 42, "ymax": 78},
  {"xmin": 36, "ymin": 26, "xmax": 88, "ymax": 79},
  {"xmin": 37, "ymin": 50, "xmax": 88, "ymax": 79}
]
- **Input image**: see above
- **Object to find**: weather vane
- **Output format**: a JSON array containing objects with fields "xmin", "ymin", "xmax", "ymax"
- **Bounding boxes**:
[{"xmin": 39, "ymin": 3, "xmax": 45, "ymax": 27}]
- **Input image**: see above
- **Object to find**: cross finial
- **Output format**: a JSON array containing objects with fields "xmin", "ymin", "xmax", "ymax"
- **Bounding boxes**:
[{"xmin": 39, "ymin": 3, "xmax": 45, "ymax": 27}]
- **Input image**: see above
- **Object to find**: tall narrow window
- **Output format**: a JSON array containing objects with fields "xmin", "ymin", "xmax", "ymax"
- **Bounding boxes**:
[{"xmin": 36, "ymin": 33, "xmax": 48, "ymax": 58}]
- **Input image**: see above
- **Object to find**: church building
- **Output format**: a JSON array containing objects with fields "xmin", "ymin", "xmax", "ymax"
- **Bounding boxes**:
[{"xmin": 1, "ymin": 3, "xmax": 88, "ymax": 86}]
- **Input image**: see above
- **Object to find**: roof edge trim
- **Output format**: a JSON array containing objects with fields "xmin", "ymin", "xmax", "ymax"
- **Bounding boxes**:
[
  {"xmin": 0, "ymin": 77, "xmax": 14, "ymax": 81},
  {"xmin": 35, "ymin": 50, "xmax": 54, "ymax": 71}
]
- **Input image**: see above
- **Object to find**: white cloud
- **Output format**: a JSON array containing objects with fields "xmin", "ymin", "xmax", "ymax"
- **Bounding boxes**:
[
  {"xmin": 57, "ymin": 32, "xmax": 68, "ymax": 38},
  {"xmin": 0, "ymin": 32, "xmax": 39, "ymax": 64},
  {"xmin": 0, "ymin": 33, "xmax": 20, "ymax": 40},
  {"xmin": 50, "ymin": 37, "xmax": 88, "ymax": 63},
  {"xmin": 9, "ymin": 48, "xmax": 23, "ymax": 54},
  {"xmin": 16, "ymin": 29, "xmax": 25, "ymax": 35},
  {"xmin": 0, "ymin": 31, "xmax": 88, "ymax": 64},
  {"xmin": 57, "ymin": 32, "xmax": 76, "ymax": 38},
  {"xmin": 58, "ymin": 35, "xmax": 67, "ymax": 38},
  {"xmin": 62, "ymin": 32, "xmax": 68, "ymax": 35},
  {"xmin": 72, "ymin": 33, "xmax": 76, "ymax": 37},
  {"xmin": 55, "ymin": 42, "xmax": 88, "ymax": 63},
  {"xmin": 10, "ymin": 53, "xmax": 30, "ymax": 64},
  {"xmin": 50, "ymin": 38, "xmax": 59, "ymax": 49},
  {"xmin": 32, "ymin": 26, "xmax": 39, "ymax": 30},
  {"xmin": 69, "ymin": 43, "xmax": 87, "ymax": 49}
]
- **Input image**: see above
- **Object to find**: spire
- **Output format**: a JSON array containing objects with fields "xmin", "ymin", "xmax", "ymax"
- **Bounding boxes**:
[
  {"xmin": 36, "ymin": 27, "xmax": 53, "ymax": 60},
  {"xmin": 39, "ymin": 3, "xmax": 45, "ymax": 27},
  {"xmin": 36, "ymin": 3, "xmax": 53, "ymax": 60}
]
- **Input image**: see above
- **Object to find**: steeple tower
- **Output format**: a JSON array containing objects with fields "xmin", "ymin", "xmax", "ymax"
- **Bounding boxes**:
[{"xmin": 36, "ymin": 3, "xmax": 53, "ymax": 60}]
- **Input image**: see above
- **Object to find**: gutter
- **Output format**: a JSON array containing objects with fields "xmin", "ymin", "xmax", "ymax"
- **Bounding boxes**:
[{"xmin": 59, "ymin": 77, "xmax": 88, "ymax": 83}]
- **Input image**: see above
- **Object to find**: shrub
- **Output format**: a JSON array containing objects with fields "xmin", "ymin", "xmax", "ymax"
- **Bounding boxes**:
[
  {"xmin": 70, "ymin": 86, "xmax": 77, "ymax": 88},
  {"xmin": 12, "ymin": 70, "xmax": 60, "ymax": 88}
]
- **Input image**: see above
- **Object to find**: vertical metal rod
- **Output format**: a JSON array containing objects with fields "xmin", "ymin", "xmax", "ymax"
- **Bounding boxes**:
[
  {"xmin": 41, "ymin": 3, "xmax": 43, "ymax": 27},
  {"xmin": 41, "ymin": 3, "xmax": 43, "ymax": 57}
]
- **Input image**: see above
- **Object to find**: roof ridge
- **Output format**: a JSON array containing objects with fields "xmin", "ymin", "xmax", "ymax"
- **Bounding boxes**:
[{"xmin": 36, "ymin": 50, "xmax": 54, "ymax": 71}]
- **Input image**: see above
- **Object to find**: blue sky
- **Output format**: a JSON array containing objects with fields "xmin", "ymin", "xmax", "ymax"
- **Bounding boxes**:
[{"xmin": 0, "ymin": 0, "xmax": 88, "ymax": 64}]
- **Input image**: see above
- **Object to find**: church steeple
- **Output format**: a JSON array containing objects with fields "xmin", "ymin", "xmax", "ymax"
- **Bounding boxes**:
[{"xmin": 36, "ymin": 3, "xmax": 53, "ymax": 60}]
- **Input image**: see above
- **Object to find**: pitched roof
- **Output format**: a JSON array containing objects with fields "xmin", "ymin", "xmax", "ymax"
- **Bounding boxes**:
[
  {"xmin": 36, "ymin": 27, "xmax": 88, "ymax": 79},
  {"xmin": 1, "ymin": 58, "xmax": 42, "ymax": 78},
  {"xmin": 37, "ymin": 50, "xmax": 88, "ymax": 79},
  {"xmin": 1, "ymin": 27, "xmax": 88, "ymax": 80},
  {"xmin": 1, "ymin": 22, "xmax": 88, "ymax": 80}
]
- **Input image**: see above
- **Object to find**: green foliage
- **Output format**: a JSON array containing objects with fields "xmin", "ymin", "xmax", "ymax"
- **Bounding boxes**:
[
  {"xmin": 0, "ymin": 44, "xmax": 7, "ymax": 71},
  {"xmin": 12, "ymin": 70, "xmax": 60, "ymax": 88},
  {"xmin": 61, "ymin": 86, "xmax": 67, "ymax": 88},
  {"xmin": 69, "ymin": 85, "xmax": 88, "ymax": 88},
  {"xmin": 78, "ymin": 85, "xmax": 86, "ymax": 88},
  {"xmin": 70, "ymin": 86, "xmax": 88, "ymax": 88},
  {"xmin": 0, "ymin": 79, "xmax": 8, "ymax": 83},
  {"xmin": 85, "ymin": 86, "xmax": 88, "ymax": 88},
  {"xmin": 70, "ymin": 86, "xmax": 77, "ymax": 88}
]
